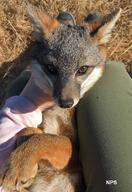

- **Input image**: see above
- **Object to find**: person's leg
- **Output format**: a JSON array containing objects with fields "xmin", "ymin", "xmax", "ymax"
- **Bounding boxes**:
[{"xmin": 77, "ymin": 61, "xmax": 132, "ymax": 192}]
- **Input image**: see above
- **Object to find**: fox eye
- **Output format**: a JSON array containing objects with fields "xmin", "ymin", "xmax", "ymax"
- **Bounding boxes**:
[
  {"xmin": 76, "ymin": 66, "xmax": 89, "ymax": 76},
  {"xmin": 46, "ymin": 64, "xmax": 58, "ymax": 75}
]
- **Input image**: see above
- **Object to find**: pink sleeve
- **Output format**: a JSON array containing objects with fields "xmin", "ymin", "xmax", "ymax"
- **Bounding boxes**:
[{"xmin": 0, "ymin": 96, "xmax": 42, "ymax": 169}]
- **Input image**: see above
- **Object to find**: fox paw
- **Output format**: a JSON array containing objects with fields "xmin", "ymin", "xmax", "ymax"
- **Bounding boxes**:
[{"xmin": 0, "ymin": 151, "xmax": 37, "ymax": 192}]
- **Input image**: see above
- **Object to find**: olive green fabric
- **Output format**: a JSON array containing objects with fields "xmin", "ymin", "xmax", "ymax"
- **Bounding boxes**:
[{"xmin": 77, "ymin": 61, "xmax": 132, "ymax": 192}]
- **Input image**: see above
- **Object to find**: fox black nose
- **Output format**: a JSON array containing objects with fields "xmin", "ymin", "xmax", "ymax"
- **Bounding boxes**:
[{"xmin": 58, "ymin": 98, "xmax": 74, "ymax": 108}]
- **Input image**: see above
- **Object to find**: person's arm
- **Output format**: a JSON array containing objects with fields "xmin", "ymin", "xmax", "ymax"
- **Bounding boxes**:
[
  {"xmin": 0, "ymin": 96, "xmax": 42, "ymax": 169},
  {"xmin": 0, "ymin": 75, "xmax": 54, "ymax": 169}
]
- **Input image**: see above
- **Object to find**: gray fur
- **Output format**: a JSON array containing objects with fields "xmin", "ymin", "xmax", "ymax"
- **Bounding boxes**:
[
  {"xmin": 29, "ymin": 8, "xmax": 121, "ymax": 107},
  {"xmin": 36, "ymin": 25, "xmax": 105, "ymax": 105},
  {"xmin": 48, "ymin": 25, "xmax": 103, "ymax": 72}
]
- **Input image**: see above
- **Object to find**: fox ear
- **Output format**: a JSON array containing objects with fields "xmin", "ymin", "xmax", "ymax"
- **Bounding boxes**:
[
  {"xmin": 85, "ymin": 9, "xmax": 122, "ymax": 45},
  {"xmin": 26, "ymin": 4, "xmax": 60, "ymax": 40}
]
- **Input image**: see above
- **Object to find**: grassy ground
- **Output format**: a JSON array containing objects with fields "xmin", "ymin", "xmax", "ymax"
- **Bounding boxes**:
[{"xmin": 0, "ymin": 0, "xmax": 131, "ymax": 104}]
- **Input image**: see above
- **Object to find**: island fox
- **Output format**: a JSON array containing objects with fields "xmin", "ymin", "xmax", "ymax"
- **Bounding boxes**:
[{"xmin": 0, "ymin": 5, "xmax": 121, "ymax": 192}]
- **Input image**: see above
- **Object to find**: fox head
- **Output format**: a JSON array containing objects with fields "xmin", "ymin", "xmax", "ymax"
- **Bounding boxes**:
[{"xmin": 27, "ymin": 6, "xmax": 121, "ymax": 108}]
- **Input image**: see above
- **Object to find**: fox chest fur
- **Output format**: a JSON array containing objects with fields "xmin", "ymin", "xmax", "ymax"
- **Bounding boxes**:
[
  {"xmin": 0, "ymin": 6, "xmax": 121, "ymax": 192},
  {"xmin": 29, "ymin": 106, "xmax": 84, "ymax": 192}
]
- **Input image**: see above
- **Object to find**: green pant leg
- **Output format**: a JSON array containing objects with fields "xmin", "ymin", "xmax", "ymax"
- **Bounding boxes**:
[{"xmin": 77, "ymin": 61, "xmax": 132, "ymax": 192}]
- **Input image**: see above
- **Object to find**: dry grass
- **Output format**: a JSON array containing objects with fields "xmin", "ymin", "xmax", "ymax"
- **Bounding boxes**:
[{"xmin": 0, "ymin": 0, "xmax": 132, "ymax": 104}]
